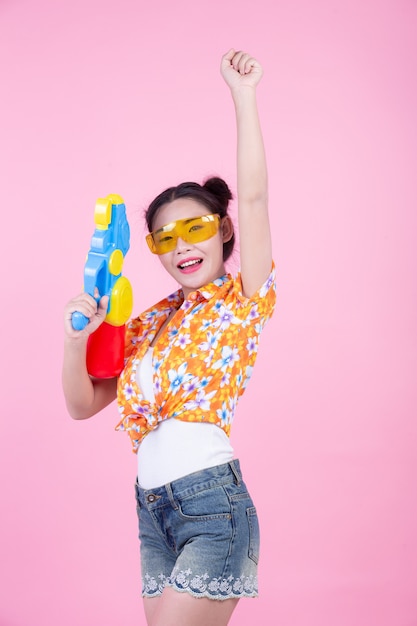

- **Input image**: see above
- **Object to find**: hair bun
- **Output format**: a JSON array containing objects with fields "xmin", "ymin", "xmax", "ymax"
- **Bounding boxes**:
[{"xmin": 203, "ymin": 177, "xmax": 233, "ymax": 208}]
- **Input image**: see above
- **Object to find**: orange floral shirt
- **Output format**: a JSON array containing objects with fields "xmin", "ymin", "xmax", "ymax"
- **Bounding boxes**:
[{"xmin": 116, "ymin": 263, "xmax": 276, "ymax": 453}]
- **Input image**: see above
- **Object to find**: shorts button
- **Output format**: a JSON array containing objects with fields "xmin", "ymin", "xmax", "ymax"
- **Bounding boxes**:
[{"xmin": 147, "ymin": 494, "xmax": 156, "ymax": 503}]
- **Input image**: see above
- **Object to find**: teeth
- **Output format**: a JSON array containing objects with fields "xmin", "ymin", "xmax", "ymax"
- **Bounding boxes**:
[{"xmin": 179, "ymin": 259, "xmax": 201, "ymax": 268}]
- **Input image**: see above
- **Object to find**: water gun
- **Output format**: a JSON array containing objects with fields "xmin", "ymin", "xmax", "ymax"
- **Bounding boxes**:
[{"xmin": 72, "ymin": 194, "xmax": 133, "ymax": 378}]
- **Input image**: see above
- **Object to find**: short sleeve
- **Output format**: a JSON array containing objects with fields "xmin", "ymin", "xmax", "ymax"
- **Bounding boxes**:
[{"xmin": 233, "ymin": 262, "xmax": 276, "ymax": 329}]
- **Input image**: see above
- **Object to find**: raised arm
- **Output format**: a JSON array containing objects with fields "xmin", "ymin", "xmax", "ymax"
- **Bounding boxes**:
[
  {"xmin": 62, "ymin": 293, "xmax": 117, "ymax": 419},
  {"xmin": 221, "ymin": 49, "xmax": 272, "ymax": 297}
]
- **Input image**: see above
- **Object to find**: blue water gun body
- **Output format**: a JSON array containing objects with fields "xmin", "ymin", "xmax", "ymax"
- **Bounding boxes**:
[{"xmin": 72, "ymin": 194, "xmax": 133, "ymax": 377}]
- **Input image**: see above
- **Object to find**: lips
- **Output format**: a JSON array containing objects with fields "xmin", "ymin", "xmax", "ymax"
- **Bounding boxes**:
[{"xmin": 177, "ymin": 257, "xmax": 203, "ymax": 273}]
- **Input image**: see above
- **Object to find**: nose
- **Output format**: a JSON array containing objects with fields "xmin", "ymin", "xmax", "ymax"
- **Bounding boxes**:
[{"xmin": 175, "ymin": 236, "xmax": 192, "ymax": 252}]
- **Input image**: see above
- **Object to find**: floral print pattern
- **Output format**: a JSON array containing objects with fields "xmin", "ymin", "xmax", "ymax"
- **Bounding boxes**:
[
  {"xmin": 116, "ymin": 264, "xmax": 276, "ymax": 452},
  {"xmin": 142, "ymin": 568, "xmax": 258, "ymax": 599}
]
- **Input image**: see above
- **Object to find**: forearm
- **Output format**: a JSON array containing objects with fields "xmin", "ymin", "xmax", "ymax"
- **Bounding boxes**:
[
  {"xmin": 62, "ymin": 292, "xmax": 117, "ymax": 418},
  {"xmin": 62, "ymin": 336, "xmax": 118, "ymax": 419},
  {"xmin": 233, "ymin": 88, "xmax": 268, "ymax": 207},
  {"xmin": 62, "ymin": 337, "xmax": 95, "ymax": 419}
]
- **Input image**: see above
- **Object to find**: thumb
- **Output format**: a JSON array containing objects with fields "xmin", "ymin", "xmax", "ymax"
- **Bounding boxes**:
[{"xmin": 97, "ymin": 295, "xmax": 109, "ymax": 319}]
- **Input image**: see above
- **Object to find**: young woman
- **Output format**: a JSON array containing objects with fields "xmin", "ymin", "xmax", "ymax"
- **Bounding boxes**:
[{"xmin": 63, "ymin": 49, "xmax": 276, "ymax": 626}]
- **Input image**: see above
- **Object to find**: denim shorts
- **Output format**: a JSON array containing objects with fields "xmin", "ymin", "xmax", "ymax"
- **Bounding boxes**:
[{"xmin": 134, "ymin": 459, "xmax": 260, "ymax": 600}]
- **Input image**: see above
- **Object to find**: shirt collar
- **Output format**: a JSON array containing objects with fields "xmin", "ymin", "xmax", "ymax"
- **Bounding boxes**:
[
  {"xmin": 186, "ymin": 272, "xmax": 232, "ymax": 302},
  {"xmin": 140, "ymin": 272, "xmax": 232, "ymax": 322}
]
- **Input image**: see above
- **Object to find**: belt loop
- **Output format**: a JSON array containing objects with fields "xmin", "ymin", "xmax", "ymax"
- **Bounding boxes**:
[
  {"xmin": 166, "ymin": 482, "xmax": 178, "ymax": 510},
  {"xmin": 229, "ymin": 460, "xmax": 241, "ymax": 485}
]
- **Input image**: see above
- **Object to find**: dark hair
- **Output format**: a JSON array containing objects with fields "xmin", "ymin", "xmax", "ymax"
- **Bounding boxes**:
[{"xmin": 145, "ymin": 177, "xmax": 235, "ymax": 261}]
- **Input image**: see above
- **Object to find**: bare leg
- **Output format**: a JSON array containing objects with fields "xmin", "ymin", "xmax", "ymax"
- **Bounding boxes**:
[
  {"xmin": 144, "ymin": 588, "xmax": 239, "ymax": 626},
  {"xmin": 143, "ymin": 597, "xmax": 162, "ymax": 625}
]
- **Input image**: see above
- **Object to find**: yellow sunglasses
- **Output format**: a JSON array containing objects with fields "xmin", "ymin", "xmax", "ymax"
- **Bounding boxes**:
[{"xmin": 146, "ymin": 213, "xmax": 221, "ymax": 255}]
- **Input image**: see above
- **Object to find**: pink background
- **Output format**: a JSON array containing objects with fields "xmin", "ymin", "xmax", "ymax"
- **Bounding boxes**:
[{"xmin": 1, "ymin": 0, "xmax": 416, "ymax": 624}]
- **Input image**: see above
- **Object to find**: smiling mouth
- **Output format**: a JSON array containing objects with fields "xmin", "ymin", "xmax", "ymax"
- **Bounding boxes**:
[{"xmin": 177, "ymin": 259, "xmax": 203, "ymax": 270}]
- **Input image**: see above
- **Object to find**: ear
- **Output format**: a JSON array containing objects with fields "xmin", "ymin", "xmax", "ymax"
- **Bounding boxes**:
[{"xmin": 221, "ymin": 215, "xmax": 234, "ymax": 243}]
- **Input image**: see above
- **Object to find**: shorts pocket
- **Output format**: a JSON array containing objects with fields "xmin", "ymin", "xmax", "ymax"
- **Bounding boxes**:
[
  {"xmin": 177, "ymin": 487, "xmax": 232, "ymax": 522},
  {"xmin": 247, "ymin": 506, "xmax": 260, "ymax": 564}
]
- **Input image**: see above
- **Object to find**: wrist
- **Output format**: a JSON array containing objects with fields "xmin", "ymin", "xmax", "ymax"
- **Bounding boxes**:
[
  {"xmin": 64, "ymin": 333, "xmax": 89, "ymax": 351},
  {"xmin": 230, "ymin": 85, "xmax": 258, "ymax": 108}
]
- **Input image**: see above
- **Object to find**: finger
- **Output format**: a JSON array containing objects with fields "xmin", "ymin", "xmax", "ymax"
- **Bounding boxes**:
[
  {"xmin": 97, "ymin": 295, "xmax": 109, "ymax": 318},
  {"xmin": 65, "ymin": 294, "xmax": 97, "ymax": 321},
  {"xmin": 222, "ymin": 48, "xmax": 235, "ymax": 63},
  {"xmin": 230, "ymin": 50, "xmax": 245, "ymax": 70},
  {"xmin": 79, "ymin": 295, "xmax": 98, "ymax": 316},
  {"xmin": 244, "ymin": 58, "xmax": 257, "ymax": 75},
  {"xmin": 237, "ymin": 53, "xmax": 254, "ymax": 75}
]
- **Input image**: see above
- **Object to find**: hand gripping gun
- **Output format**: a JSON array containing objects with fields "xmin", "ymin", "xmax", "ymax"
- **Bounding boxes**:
[{"xmin": 72, "ymin": 194, "xmax": 133, "ymax": 378}]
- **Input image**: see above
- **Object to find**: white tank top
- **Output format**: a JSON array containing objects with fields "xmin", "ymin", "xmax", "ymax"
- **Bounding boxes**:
[{"xmin": 136, "ymin": 348, "xmax": 234, "ymax": 489}]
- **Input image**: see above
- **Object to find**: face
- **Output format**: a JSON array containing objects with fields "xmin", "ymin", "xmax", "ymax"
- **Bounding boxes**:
[{"xmin": 150, "ymin": 198, "xmax": 233, "ymax": 298}]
